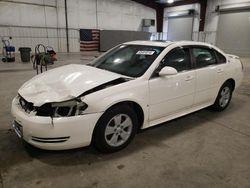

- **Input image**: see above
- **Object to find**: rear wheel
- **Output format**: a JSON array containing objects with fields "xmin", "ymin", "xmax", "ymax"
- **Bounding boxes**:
[
  {"xmin": 211, "ymin": 82, "xmax": 233, "ymax": 111},
  {"xmin": 93, "ymin": 105, "xmax": 138, "ymax": 153}
]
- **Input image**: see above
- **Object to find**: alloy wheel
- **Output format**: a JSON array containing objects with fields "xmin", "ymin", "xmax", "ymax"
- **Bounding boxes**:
[
  {"xmin": 104, "ymin": 114, "xmax": 133, "ymax": 147},
  {"xmin": 219, "ymin": 86, "xmax": 231, "ymax": 108}
]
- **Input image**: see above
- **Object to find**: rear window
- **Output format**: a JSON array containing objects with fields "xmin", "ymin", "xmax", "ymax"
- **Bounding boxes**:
[
  {"xmin": 192, "ymin": 48, "xmax": 217, "ymax": 68},
  {"xmin": 215, "ymin": 50, "xmax": 226, "ymax": 64}
]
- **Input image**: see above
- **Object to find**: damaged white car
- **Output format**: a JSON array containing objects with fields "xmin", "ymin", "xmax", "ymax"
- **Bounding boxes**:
[{"xmin": 11, "ymin": 41, "xmax": 243, "ymax": 152}]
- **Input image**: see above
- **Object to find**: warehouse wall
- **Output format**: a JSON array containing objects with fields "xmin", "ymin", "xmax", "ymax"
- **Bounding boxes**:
[
  {"xmin": 204, "ymin": 0, "xmax": 250, "ymax": 45},
  {"xmin": 60, "ymin": 0, "xmax": 156, "ymax": 31},
  {"xmin": 0, "ymin": 0, "xmax": 70, "ymax": 53},
  {"xmin": 162, "ymin": 0, "xmax": 250, "ymax": 47},
  {"xmin": 0, "ymin": 0, "xmax": 156, "ymax": 53},
  {"xmin": 163, "ymin": 4, "xmax": 200, "ymax": 41}
]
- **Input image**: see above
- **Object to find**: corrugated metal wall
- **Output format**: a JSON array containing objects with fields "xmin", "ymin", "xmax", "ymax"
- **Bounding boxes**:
[
  {"xmin": 0, "ymin": 0, "xmax": 79, "ymax": 53},
  {"xmin": 0, "ymin": 26, "xmax": 79, "ymax": 52},
  {"xmin": 0, "ymin": 0, "xmax": 156, "ymax": 53}
]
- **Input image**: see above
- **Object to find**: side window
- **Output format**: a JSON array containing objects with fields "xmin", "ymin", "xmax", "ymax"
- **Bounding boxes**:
[
  {"xmin": 192, "ymin": 48, "xmax": 217, "ymax": 68},
  {"xmin": 215, "ymin": 50, "xmax": 227, "ymax": 64},
  {"xmin": 161, "ymin": 47, "xmax": 191, "ymax": 72}
]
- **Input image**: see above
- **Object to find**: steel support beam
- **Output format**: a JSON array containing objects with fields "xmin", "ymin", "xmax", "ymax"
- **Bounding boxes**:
[
  {"xmin": 64, "ymin": 0, "xmax": 69, "ymax": 52},
  {"xmin": 130, "ymin": 0, "xmax": 157, "ymax": 9},
  {"xmin": 199, "ymin": 0, "xmax": 207, "ymax": 31},
  {"xmin": 156, "ymin": 6, "xmax": 164, "ymax": 32}
]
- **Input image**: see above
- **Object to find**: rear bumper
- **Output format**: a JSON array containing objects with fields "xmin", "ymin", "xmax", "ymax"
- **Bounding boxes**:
[{"xmin": 11, "ymin": 96, "xmax": 102, "ymax": 150}]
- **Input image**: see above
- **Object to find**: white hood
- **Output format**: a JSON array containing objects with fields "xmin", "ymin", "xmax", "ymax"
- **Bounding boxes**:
[{"xmin": 18, "ymin": 64, "xmax": 122, "ymax": 106}]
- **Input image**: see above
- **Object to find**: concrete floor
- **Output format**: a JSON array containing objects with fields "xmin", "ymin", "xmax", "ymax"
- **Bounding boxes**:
[{"xmin": 0, "ymin": 53, "xmax": 249, "ymax": 188}]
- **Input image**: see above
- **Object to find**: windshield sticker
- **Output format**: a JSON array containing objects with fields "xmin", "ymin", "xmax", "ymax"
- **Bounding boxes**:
[{"xmin": 136, "ymin": 51, "xmax": 155, "ymax": 55}]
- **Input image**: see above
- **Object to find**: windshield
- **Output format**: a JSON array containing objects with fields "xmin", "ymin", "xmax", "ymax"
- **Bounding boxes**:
[{"xmin": 90, "ymin": 45, "xmax": 164, "ymax": 77}]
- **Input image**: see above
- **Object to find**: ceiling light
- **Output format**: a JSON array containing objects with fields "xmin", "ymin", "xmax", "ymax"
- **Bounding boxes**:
[{"xmin": 167, "ymin": 0, "xmax": 174, "ymax": 3}]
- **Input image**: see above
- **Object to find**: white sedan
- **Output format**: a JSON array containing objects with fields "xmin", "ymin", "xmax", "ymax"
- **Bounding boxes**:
[{"xmin": 11, "ymin": 41, "xmax": 243, "ymax": 152}]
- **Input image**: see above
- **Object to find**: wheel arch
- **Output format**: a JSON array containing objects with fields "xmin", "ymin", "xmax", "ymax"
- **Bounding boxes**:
[
  {"xmin": 91, "ymin": 100, "xmax": 145, "ymax": 142},
  {"xmin": 214, "ymin": 78, "xmax": 235, "ymax": 103},
  {"xmin": 224, "ymin": 78, "xmax": 235, "ymax": 91},
  {"xmin": 108, "ymin": 101, "xmax": 145, "ymax": 130},
  {"xmin": 211, "ymin": 78, "xmax": 235, "ymax": 111},
  {"xmin": 104, "ymin": 100, "xmax": 144, "ymax": 129}
]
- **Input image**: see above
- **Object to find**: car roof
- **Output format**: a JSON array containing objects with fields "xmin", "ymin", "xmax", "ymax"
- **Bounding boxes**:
[
  {"xmin": 124, "ymin": 40, "xmax": 215, "ymax": 48},
  {"xmin": 124, "ymin": 40, "xmax": 173, "ymax": 47}
]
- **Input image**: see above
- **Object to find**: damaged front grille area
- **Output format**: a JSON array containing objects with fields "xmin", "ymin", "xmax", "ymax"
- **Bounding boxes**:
[
  {"xmin": 19, "ymin": 95, "xmax": 34, "ymax": 113},
  {"xmin": 36, "ymin": 103, "xmax": 78, "ymax": 117},
  {"xmin": 18, "ymin": 95, "xmax": 54, "ymax": 116},
  {"xmin": 18, "ymin": 95, "xmax": 84, "ymax": 117},
  {"xmin": 36, "ymin": 103, "xmax": 54, "ymax": 116}
]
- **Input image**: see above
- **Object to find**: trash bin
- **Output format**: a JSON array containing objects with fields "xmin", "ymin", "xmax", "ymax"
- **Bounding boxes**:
[{"xmin": 19, "ymin": 47, "xmax": 31, "ymax": 62}]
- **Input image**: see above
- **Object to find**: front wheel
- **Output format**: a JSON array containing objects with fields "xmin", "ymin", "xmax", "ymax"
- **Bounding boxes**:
[
  {"xmin": 93, "ymin": 105, "xmax": 138, "ymax": 153},
  {"xmin": 211, "ymin": 82, "xmax": 233, "ymax": 111}
]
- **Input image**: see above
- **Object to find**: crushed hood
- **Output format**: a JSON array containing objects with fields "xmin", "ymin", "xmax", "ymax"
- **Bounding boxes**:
[{"xmin": 18, "ymin": 64, "xmax": 122, "ymax": 106}]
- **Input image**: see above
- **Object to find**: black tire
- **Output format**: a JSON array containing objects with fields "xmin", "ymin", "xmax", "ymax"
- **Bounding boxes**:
[
  {"xmin": 93, "ymin": 105, "xmax": 138, "ymax": 153},
  {"xmin": 2, "ymin": 57, "xmax": 7, "ymax": 62},
  {"xmin": 211, "ymin": 82, "xmax": 233, "ymax": 111}
]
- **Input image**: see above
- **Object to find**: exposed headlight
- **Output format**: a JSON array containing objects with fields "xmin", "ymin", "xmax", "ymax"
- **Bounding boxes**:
[
  {"xmin": 51, "ymin": 100, "xmax": 88, "ymax": 117},
  {"xmin": 36, "ymin": 100, "xmax": 88, "ymax": 117}
]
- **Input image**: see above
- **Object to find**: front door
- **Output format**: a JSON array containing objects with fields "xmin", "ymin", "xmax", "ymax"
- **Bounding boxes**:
[{"xmin": 148, "ymin": 47, "xmax": 195, "ymax": 125}]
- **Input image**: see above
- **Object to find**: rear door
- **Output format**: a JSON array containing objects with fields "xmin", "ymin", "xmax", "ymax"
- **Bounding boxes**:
[
  {"xmin": 213, "ymin": 50, "xmax": 228, "ymax": 89},
  {"xmin": 191, "ymin": 47, "xmax": 227, "ymax": 106}
]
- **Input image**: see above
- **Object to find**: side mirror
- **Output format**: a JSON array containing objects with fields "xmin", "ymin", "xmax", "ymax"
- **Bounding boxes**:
[{"xmin": 158, "ymin": 66, "xmax": 178, "ymax": 77}]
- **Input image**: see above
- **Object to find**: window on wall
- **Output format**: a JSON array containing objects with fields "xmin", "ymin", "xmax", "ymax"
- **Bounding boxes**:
[
  {"xmin": 192, "ymin": 48, "xmax": 217, "ymax": 68},
  {"xmin": 161, "ymin": 47, "xmax": 191, "ymax": 72}
]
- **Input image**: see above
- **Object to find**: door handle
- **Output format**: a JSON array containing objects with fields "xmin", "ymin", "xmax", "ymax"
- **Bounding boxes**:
[
  {"xmin": 185, "ymin": 75, "xmax": 193, "ymax": 81},
  {"xmin": 217, "ymin": 68, "xmax": 224, "ymax": 73}
]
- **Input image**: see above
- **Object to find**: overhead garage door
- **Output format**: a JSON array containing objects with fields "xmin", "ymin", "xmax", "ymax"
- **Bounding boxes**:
[
  {"xmin": 167, "ymin": 16, "xmax": 194, "ymax": 41},
  {"xmin": 216, "ymin": 11, "xmax": 250, "ymax": 56}
]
